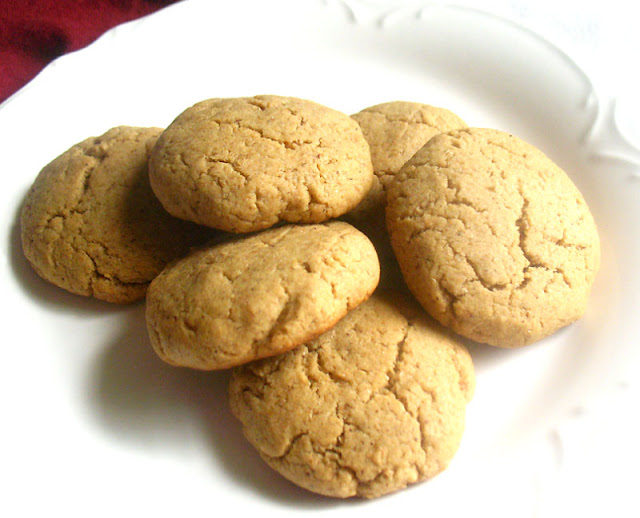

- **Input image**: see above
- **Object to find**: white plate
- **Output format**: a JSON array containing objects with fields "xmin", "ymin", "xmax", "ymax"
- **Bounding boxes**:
[{"xmin": 2, "ymin": 1, "xmax": 639, "ymax": 516}]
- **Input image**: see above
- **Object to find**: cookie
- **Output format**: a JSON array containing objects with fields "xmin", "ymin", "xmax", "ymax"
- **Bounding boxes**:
[
  {"xmin": 145, "ymin": 221, "xmax": 380, "ymax": 370},
  {"xmin": 348, "ymin": 101, "xmax": 467, "ymax": 228},
  {"xmin": 149, "ymin": 95, "xmax": 374, "ymax": 233},
  {"xmin": 346, "ymin": 102, "xmax": 467, "ymax": 287},
  {"xmin": 228, "ymin": 290, "xmax": 475, "ymax": 499},
  {"xmin": 386, "ymin": 127, "xmax": 601, "ymax": 347},
  {"xmin": 20, "ymin": 126, "xmax": 212, "ymax": 304}
]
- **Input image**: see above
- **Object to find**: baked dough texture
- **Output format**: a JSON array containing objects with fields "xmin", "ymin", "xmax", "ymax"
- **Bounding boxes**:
[
  {"xmin": 149, "ymin": 95, "xmax": 374, "ymax": 233},
  {"xmin": 146, "ymin": 221, "xmax": 380, "ymax": 370},
  {"xmin": 229, "ymin": 290, "xmax": 475, "ymax": 499},
  {"xmin": 20, "ymin": 126, "xmax": 211, "ymax": 303},
  {"xmin": 386, "ymin": 128, "xmax": 601, "ymax": 347},
  {"xmin": 349, "ymin": 101, "xmax": 467, "ymax": 227},
  {"xmin": 347, "ymin": 102, "xmax": 467, "ymax": 286}
]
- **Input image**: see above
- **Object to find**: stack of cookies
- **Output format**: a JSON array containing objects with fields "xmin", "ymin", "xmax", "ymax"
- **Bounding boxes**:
[{"xmin": 20, "ymin": 95, "xmax": 600, "ymax": 499}]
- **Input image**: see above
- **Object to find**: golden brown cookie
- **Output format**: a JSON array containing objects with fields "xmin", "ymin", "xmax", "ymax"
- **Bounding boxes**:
[
  {"xmin": 386, "ymin": 127, "xmax": 601, "ymax": 347},
  {"xmin": 349, "ymin": 101, "xmax": 467, "ymax": 228},
  {"xmin": 229, "ymin": 290, "xmax": 475, "ymax": 499},
  {"xmin": 346, "ymin": 102, "xmax": 467, "ymax": 287},
  {"xmin": 149, "ymin": 95, "xmax": 374, "ymax": 233},
  {"xmin": 145, "ymin": 221, "xmax": 380, "ymax": 370},
  {"xmin": 20, "ymin": 126, "xmax": 212, "ymax": 303}
]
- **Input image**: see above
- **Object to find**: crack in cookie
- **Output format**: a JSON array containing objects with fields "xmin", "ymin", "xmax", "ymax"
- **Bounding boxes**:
[
  {"xmin": 145, "ymin": 221, "xmax": 380, "ymax": 370},
  {"xmin": 229, "ymin": 290, "xmax": 474, "ymax": 499},
  {"xmin": 20, "ymin": 126, "xmax": 212, "ymax": 303},
  {"xmin": 346, "ymin": 102, "xmax": 468, "ymax": 285},
  {"xmin": 149, "ymin": 95, "xmax": 373, "ymax": 233},
  {"xmin": 386, "ymin": 127, "xmax": 600, "ymax": 347}
]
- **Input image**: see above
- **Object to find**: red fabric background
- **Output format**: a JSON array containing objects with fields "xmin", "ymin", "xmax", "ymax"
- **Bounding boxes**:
[{"xmin": 0, "ymin": 0, "xmax": 178, "ymax": 103}]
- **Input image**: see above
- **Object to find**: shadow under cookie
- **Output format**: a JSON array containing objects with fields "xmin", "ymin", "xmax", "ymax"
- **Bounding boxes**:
[{"xmin": 88, "ymin": 303, "xmax": 346, "ymax": 508}]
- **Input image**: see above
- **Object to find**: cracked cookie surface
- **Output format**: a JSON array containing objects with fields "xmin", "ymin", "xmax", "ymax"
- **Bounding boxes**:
[
  {"xmin": 146, "ymin": 221, "xmax": 380, "ymax": 370},
  {"xmin": 20, "ymin": 126, "xmax": 212, "ymax": 303},
  {"xmin": 347, "ymin": 101, "xmax": 467, "ymax": 288},
  {"xmin": 229, "ymin": 289, "xmax": 474, "ymax": 499},
  {"xmin": 386, "ymin": 127, "xmax": 601, "ymax": 347},
  {"xmin": 149, "ymin": 95, "xmax": 374, "ymax": 233},
  {"xmin": 348, "ymin": 101, "xmax": 467, "ymax": 229}
]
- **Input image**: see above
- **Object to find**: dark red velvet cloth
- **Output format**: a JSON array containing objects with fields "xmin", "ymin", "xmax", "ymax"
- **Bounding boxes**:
[{"xmin": 0, "ymin": 0, "xmax": 178, "ymax": 103}]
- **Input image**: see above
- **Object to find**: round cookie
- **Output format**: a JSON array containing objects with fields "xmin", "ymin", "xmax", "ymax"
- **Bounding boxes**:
[
  {"xmin": 145, "ymin": 221, "xmax": 380, "ymax": 370},
  {"xmin": 386, "ymin": 127, "xmax": 601, "ymax": 347},
  {"xmin": 346, "ymin": 102, "xmax": 467, "ymax": 287},
  {"xmin": 228, "ymin": 290, "xmax": 475, "ymax": 499},
  {"xmin": 20, "ymin": 126, "xmax": 213, "ymax": 304},
  {"xmin": 348, "ymin": 101, "xmax": 467, "ymax": 227},
  {"xmin": 149, "ymin": 95, "xmax": 374, "ymax": 233}
]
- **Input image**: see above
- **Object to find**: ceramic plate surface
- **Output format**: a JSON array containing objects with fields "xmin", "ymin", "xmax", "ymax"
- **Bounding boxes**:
[{"xmin": 2, "ymin": 1, "xmax": 639, "ymax": 516}]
